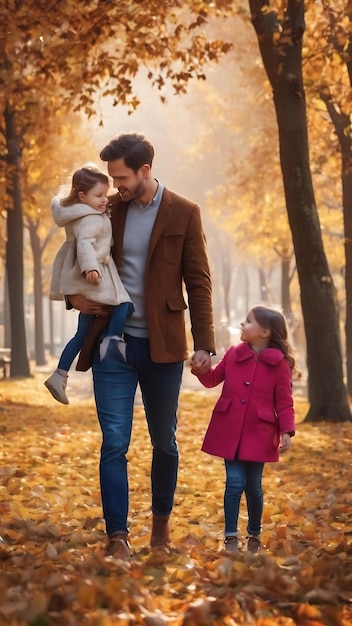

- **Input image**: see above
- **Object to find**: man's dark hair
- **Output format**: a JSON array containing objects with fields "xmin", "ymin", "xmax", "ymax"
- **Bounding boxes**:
[{"xmin": 100, "ymin": 132, "xmax": 154, "ymax": 173}]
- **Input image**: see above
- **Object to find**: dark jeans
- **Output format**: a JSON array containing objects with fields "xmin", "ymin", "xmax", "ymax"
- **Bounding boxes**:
[
  {"xmin": 92, "ymin": 333, "xmax": 183, "ymax": 536},
  {"xmin": 224, "ymin": 458, "xmax": 264, "ymax": 537},
  {"xmin": 58, "ymin": 302, "xmax": 133, "ymax": 371}
]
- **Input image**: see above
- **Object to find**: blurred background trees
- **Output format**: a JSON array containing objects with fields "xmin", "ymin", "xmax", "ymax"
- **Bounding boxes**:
[{"xmin": 1, "ymin": 0, "xmax": 352, "ymax": 421}]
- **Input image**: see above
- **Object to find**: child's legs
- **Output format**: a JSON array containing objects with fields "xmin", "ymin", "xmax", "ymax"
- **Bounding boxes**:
[
  {"xmin": 107, "ymin": 302, "xmax": 134, "ymax": 337},
  {"xmin": 244, "ymin": 461, "xmax": 264, "ymax": 535},
  {"xmin": 224, "ymin": 459, "xmax": 246, "ymax": 537},
  {"xmin": 58, "ymin": 313, "xmax": 95, "ymax": 371}
]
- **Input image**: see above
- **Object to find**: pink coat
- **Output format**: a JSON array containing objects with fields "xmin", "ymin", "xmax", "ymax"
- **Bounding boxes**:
[{"xmin": 197, "ymin": 342, "xmax": 295, "ymax": 463}]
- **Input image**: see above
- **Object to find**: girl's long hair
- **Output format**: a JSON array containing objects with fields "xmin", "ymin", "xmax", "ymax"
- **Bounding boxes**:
[
  {"xmin": 251, "ymin": 304, "xmax": 301, "ymax": 378},
  {"xmin": 61, "ymin": 165, "xmax": 109, "ymax": 207}
]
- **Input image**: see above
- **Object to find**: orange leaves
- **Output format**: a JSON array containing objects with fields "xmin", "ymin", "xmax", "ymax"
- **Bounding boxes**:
[
  {"xmin": 1, "ymin": 375, "xmax": 352, "ymax": 625},
  {"xmin": 3, "ymin": 0, "xmax": 236, "ymax": 117}
]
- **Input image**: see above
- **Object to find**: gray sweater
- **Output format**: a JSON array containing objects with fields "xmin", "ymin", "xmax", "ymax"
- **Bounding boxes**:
[{"xmin": 118, "ymin": 181, "xmax": 164, "ymax": 338}]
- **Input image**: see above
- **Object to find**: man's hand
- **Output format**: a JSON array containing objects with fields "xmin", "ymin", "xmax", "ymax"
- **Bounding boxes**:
[
  {"xmin": 68, "ymin": 294, "xmax": 112, "ymax": 317},
  {"xmin": 190, "ymin": 350, "xmax": 211, "ymax": 375}
]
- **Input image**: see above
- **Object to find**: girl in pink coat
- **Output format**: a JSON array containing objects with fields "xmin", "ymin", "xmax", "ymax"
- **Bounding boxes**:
[{"xmin": 192, "ymin": 304, "xmax": 297, "ymax": 554}]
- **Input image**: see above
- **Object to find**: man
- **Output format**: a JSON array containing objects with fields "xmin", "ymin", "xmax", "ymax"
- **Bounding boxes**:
[{"xmin": 69, "ymin": 132, "xmax": 215, "ymax": 558}]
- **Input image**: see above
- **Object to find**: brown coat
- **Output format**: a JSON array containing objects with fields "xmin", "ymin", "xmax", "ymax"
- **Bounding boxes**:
[{"xmin": 76, "ymin": 187, "xmax": 215, "ymax": 370}]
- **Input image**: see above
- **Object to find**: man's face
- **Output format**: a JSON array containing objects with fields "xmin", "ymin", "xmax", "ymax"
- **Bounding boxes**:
[{"xmin": 107, "ymin": 158, "xmax": 148, "ymax": 202}]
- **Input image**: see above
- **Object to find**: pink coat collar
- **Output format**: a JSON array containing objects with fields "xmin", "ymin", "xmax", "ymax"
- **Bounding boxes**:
[{"xmin": 235, "ymin": 341, "xmax": 285, "ymax": 366}]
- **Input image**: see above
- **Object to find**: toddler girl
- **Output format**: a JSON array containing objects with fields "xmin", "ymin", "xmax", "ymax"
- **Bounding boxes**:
[{"xmin": 45, "ymin": 165, "xmax": 133, "ymax": 404}]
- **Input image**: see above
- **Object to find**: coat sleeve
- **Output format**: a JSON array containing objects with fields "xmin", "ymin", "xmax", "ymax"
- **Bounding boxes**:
[
  {"xmin": 195, "ymin": 352, "xmax": 227, "ymax": 388},
  {"xmin": 274, "ymin": 360, "xmax": 296, "ymax": 436},
  {"xmin": 73, "ymin": 217, "xmax": 101, "ymax": 275},
  {"xmin": 181, "ymin": 204, "xmax": 215, "ymax": 355}
]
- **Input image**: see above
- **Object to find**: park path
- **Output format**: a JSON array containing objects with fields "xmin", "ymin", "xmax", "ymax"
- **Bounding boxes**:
[
  {"xmin": 38, "ymin": 357, "xmax": 203, "ymax": 406},
  {"xmin": 39, "ymin": 355, "xmax": 307, "ymax": 407}
]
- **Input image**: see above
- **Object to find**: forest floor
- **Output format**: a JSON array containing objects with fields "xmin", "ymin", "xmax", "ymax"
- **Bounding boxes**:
[{"xmin": 0, "ymin": 360, "xmax": 351, "ymax": 626}]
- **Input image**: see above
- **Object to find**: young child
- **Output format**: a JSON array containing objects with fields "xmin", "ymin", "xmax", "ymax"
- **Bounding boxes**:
[
  {"xmin": 191, "ymin": 304, "xmax": 297, "ymax": 554},
  {"xmin": 45, "ymin": 165, "xmax": 133, "ymax": 405}
]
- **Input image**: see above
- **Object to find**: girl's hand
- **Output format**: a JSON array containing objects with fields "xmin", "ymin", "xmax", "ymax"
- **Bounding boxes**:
[
  {"xmin": 86, "ymin": 270, "xmax": 100, "ymax": 284},
  {"xmin": 279, "ymin": 433, "xmax": 292, "ymax": 454}
]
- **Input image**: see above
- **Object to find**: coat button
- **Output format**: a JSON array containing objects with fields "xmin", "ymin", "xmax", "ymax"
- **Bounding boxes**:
[
  {"xmin": 244, "ymin": 381, "xmax": 250, "ymax": 386},
  {"xmin": 241, "ymin": 399, "xmax": 246, "ymax": 404}
]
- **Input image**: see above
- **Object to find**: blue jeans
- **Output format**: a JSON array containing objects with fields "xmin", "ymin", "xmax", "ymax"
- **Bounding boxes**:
[
  {"xmin": 58, "ymin": 302, "xmax": 133, "ymax": 371},
  {"xmin": 58, "ymin": 312, "xmax": 94, "ymax": 371},
  {"xmin": 92, "ymin": 333, "xmax": 183, "ymax": 537},
  {"xmin": 224, "ymin": 459, "xmax": 264, "ymax": 537}
]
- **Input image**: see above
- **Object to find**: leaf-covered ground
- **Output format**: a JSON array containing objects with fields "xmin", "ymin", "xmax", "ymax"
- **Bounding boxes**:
[{"xmin": 0, "ymin": 368, "xmax": 352, "ymax": 626}]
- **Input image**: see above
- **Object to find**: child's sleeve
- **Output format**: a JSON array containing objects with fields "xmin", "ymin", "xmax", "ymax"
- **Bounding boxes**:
[
  {"xmin": 275, "ymin": 361, "xmax": 295, "ymax": 436},
  {"xmin": 194, "ymin": 352, "xmax": 227, "ymax": 389}
]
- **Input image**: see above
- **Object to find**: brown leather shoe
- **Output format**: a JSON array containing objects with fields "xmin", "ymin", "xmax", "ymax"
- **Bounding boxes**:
[
  {"xmin": 105, "ymin": 534, "xmax": 132, "ymax": 559},
  {"xmin": 247, "ymin": 535, "xmax": 261, "ymax": 554},
  {"xmin": 224, "ymin": 536, "xmax": 239, "ymax": 554},
  {"xmin": 150, "ymin": 513, "xmax": 170, "ymax": 548}
]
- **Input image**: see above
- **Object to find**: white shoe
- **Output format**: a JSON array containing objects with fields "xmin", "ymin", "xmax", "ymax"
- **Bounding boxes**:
[
  {"xmin": 99, "ymin": 335, "xmax": 127, "ymax": 362},
  {"xmin": 44, "ymin": 370, "xmax": 69, "ymax": 405}
]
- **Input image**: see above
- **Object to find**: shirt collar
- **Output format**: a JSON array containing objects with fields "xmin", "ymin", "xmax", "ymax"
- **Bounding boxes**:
[{"xmin": 132, "ymin": 179, "xmax": 164, "ymax": 210}]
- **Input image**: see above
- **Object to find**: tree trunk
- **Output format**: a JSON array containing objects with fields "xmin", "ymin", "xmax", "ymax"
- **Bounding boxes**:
[
  {"xmin": 319, "ymin": 94, "xmax": 352, "ymax": 396},
  {"xmin": 259, "ymin": 264, "xmax": 273, "ymax": 302},
  {"xmin": 339, "ymin": 136, "xmax": 352, "ymax": 397},
  {"xmin": 48, "ymin": 299, "xmax": 55, "ymax": 356},
  {"xmin": 258, "ymin": 267, "xmax": 269, "ymax": 301},
  {"xmin": 249, "ymin": 0, "xmax": 351, "ymax": 421},
  {"xmin": 281, "ymin": 255, "xmax": 292, "ymax": 321},
  {"xmin": 4, "ymin": 104, "xmax": 31, "ymax": 377},
  {"xmin": 4, "ymin": 269, "xmax": 11, "ymax": 348},
  {"xmin": 244, "ymin": 267, "xmax": 250, "ymax": 315},
  {"xmin": 28, "ymin": 221, "xmax": 46, "ymax": 366},
  {"xmin": 222, "ymin": 242, "xmax": 235, "ymax": 326}
]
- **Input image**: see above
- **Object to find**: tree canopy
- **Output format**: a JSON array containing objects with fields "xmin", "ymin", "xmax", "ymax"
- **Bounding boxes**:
[
  {"xmin": 1, "ymin": 0, "xmax": 234, "ymax": 118},
  {"xmin": 0, "ymin": 0, "xmax": 234, "ymax": 376},
  {"xmin": 2, "ymin": 0, "xmax": 352, "ymax": 420}
]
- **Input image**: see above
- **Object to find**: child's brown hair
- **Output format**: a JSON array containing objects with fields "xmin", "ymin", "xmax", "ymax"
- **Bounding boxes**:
[
  {"xmin": 251, "ymin": 304, "xmax": 300, "ymax": 378},
  {"xmin": 61, "ymin": 166, "xmax": 109, "ymax": 207}
]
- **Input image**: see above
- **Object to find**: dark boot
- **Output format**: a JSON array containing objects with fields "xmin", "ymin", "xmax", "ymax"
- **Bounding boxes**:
[
  {"xmin": 247, "ymin": 534, "xmax": 261, "ymax": 554},
  {"xmin": 105, "ymin": 532, "xmax": 132, "ymax": 559},
  {"xmin": 150, "ymin": 513, "xmax": 170, "ymax": 548},
  {"xmin": 224, "ymin": 536, "xmax": 239, "ymax": 554}
]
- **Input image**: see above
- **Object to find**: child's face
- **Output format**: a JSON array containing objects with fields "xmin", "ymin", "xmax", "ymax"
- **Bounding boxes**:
[
  {"xmin": 240, "ymin": 310, "xmax": 269, "ymax": 346},
  {"xmin": 79, "ymin": 182, "xmax": 109, "ymax": 212}
]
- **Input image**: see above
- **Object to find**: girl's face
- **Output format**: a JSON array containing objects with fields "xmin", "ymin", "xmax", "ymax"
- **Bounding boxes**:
[
  {"xmin": 79, "ymin": 182, "xmax": 109, "ymax": 212},
  {"xmin": 240, "ymin": 310, "xmax": 270, "ymax": 348}
]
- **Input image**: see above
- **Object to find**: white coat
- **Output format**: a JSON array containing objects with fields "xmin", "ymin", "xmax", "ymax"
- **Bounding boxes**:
[{"xmin": 49, "ymin": 196, "xmax": 131, "ymax": 306}]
